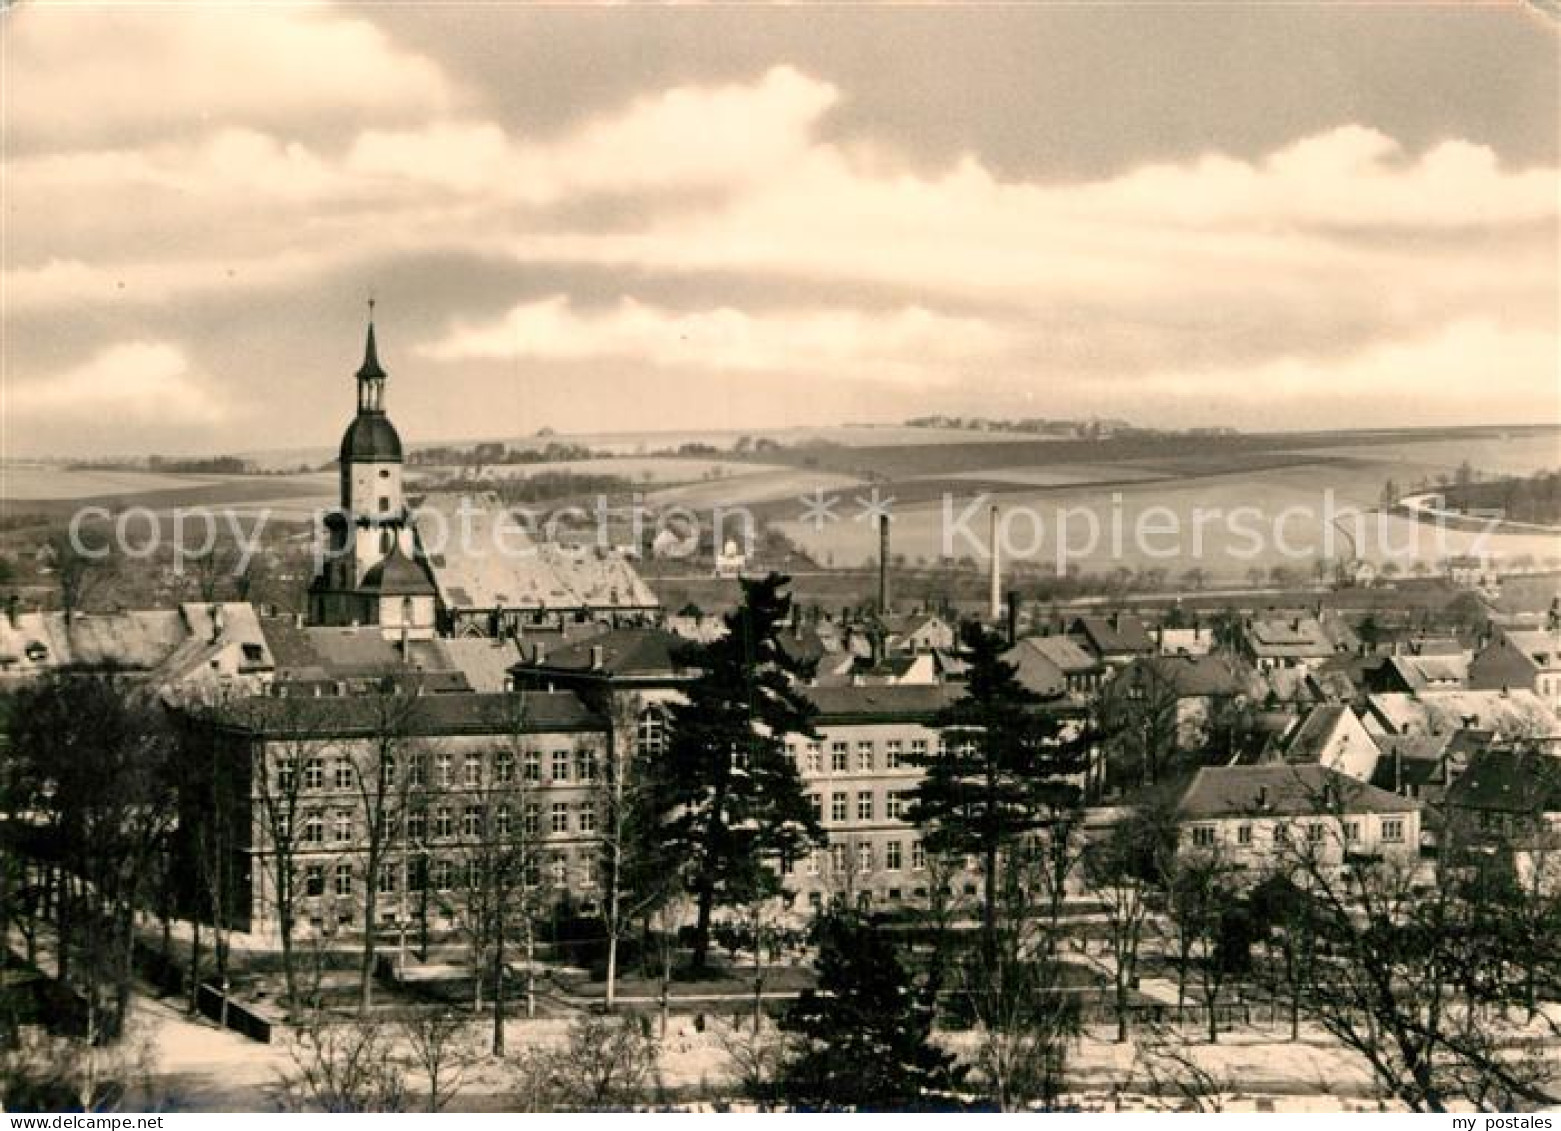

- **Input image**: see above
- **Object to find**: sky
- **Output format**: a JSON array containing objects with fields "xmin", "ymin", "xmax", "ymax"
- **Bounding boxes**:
[{"xmin": 3, "ymin": 1, "xmax": 1558, "ymax": 458}]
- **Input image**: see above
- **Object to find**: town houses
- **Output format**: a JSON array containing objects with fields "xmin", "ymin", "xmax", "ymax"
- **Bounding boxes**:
[{"xmin": 6, "ymin": 317, "xmax": 1561, "ymax": 951}]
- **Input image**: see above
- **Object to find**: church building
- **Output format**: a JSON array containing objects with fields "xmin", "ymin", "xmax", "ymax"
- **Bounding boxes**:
[
  {"xmin": 308, "ymin": 312, "xmax": 439, "ymax": 639},
  {"xmin": 309, "ymin": 311, "xmax": 658, "ymax": 641}
]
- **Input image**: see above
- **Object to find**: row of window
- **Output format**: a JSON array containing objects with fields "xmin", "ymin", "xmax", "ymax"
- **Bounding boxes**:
[
  {"xmin": 277, "ymin": 748, "xmax": 601, "ymax": 793},
  {"xmin": 781, "ymin": 839, "xmax": 927, "ymax": 877},
  {"xmin": 293, "ymin": 800, "xmax": 597, "ymax": 845},
  {"xmin": 810, "ymin": 788, "xmax": 914, "ymax": 825},
  {"xmin": 301, "ymin": 849, "xmax": 598, "ymax": 899},
  {"xmin": 785, "ymin": 737, "xmax": 931, "ymax": 776},
  {"xmin": 1188, "ymin": 817, "xmax": 1405, "ymax": 848}
]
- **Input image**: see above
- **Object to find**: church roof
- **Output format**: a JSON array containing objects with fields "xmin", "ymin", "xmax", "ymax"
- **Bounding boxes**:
[
  {"xmin": 360, "ymin": 543, "xmax": 435, "ymax": 596},
  {"xmin": 340, "ymin": 413, "xmax": 403, "ymax": 463},
  {"xmin": 357, "ymin": 321, "xmax": 386, "ymax": 381}
]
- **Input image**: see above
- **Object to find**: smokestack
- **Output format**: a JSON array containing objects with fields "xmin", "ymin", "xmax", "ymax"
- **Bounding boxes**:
[
  {"xmin": 878, "ymin": 513, "xmax": 891, "ymax": 617},
  {"xmin": 1006, "ymin": 589, "xmax": 1019, "ymax": 647},
  {"xmin": 989, "ymin": 504, "xmax": 1001, "ymax": 624}
]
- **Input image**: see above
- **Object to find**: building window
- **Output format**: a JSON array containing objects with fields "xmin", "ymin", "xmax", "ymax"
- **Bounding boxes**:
[
  {"xmin": 431, "ymin": 859, "xmax": 454, "ymax": 892},
  {"xmin": 334, "ymin": 863, "xmax": 353, "ymax": 897},
  {"xmin": 378, "ymin": 864, "xmax": 396, "ymax": 894},
  {"xmin": 637, "ymin": 708, "xmax": 668, "ymax": 758},
  {"xmin": 551, "ymin": 802, "xmax": 569, "ymax": 834},
  {"xmin": 856, "ymin": 741, "xmax": 875, "ymax": 772},
  {"xmin": 911, "ymin": 738, "xmax": 928, "ymax": 762},
  {"xmin": 305, "ymin": 865, "xmax": 325, "ymax": 897},
  {"xmin": 886, "ymin": 791, "xmax": 903, "ymax": 821},
  {"xmin": 806, "ymin": 850, "xmax": 820, "ymax": 876},
  {"xmin": 333, "ymin": 810, "xmax": 352, "ymax": 843},
  {"xmin": 524, "ymin": 750, "xmax": 541, "ymax": 782},
  {"xmin": 523, "ymin": 804, "xmax": 541, "ymax": 837},
  {"xmin": 578, "ymin": 802, "xmax": 597, "ymax": 834},
  {"xmin": 406, "ymin": 810, "xmax": 427, "ymax": 842},
  {"xmin": 806, "ymin": 742, "xmax": 823, "ymax": 774},
  {"xmin": 831, "ymin": 742, "xmax": 849, "ymax": 773},
  {"xmin": 435, "ymin": 753, "xmax": 453, "ymax": 788},
  {"xmin": 408, "ymin": 755, "xmax": 427, "ymax": 789},
  {"xmin": 433, "ymin": 808, "xmax": 453, "ymax": 839},
  {"xmin": 886, "ymin": 841, "xmax": 902, "ymax": 871},
  {"xmin": 496, "ymin": 750, "xmax": 516, "ymax": 784},
  {"xmin": 464, "ymin": 755, "xmax": 482, "ymax": 788},
  {"xmin": 857, "ymin": 791, "xmax": 874, "ymax": 822},
  {"xmin": 829, "ymin": 844, "xmax": 847, "ymax": 875},
  {"xmin": 278, "ymin": 758, "xmax": 297, "ymax": 793},
  {"xmin": 304, "ymin": 758, "xmax": 324, "ymax": 791},
  {"xmin": 1307, "ymin": 823, "xmax": 1326, "ymax": 844},
  {"xmin": 1382, "ymin": 818, "xmax": 1405, "ymax": 843},
  {"xmin": 579, "ymin": 855, "xmax": 598, "ymax": 888},
  {"xmin": 302, "ymin": 814, "xmax": 324, "ymax": 845},
  {"xmin": 495, "ymin": 805, "xmax": 513, "ymax": 837},
  {"xmin": 382, "ymin": 753, "xmax": 397, "ymax": 785},
  {"xmin": 1344, "ymin": 820, "xmax": 1360, "ymax": 843},
  {"xmin": 809, "ymin": 793, "xmax": 821, "ymax": 822},
  {"xmin": 552, "ymin": 750, "xmax": 570, "ymax": 782},
  {"xmin": 857, "ymin": 843, "xmax": 873, "ymax": 874},
  {"xmin": 334, "ymin": 759, "xmax": 354, "ymax": 790},
  {"xmin": 886, "ymin": 740, "xmax": 903, "ymax": 769},
  {"xmin": 462, "ymin": 806, "xmax": 483, "ymax": 838},
  {"xmin": 408, "ymin": 858, "xmax": 427, "ymax": 893},
  {"xmin": 576, "ymin": 751, "xmax": 597, "ymax": 782},
  {"xmin": 831, "ymin": 792, "xmax": 848, "ymax": 822},
  {"xmin": 1237, "ymin": 824, "xmax": 1252, "ymax": 845},
  {"xmin": 1191, "ymin": 826, "xmax": 1215, "ymax": 848},
  {"xmin": 912, "ymin": 840, "xmax": 926, "ymax": 870}
]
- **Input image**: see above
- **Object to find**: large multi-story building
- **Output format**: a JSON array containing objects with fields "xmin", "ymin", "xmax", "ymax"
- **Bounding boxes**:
[{"xmin": 208, "ymin": 690, "xmax": 608, "ymax": 937}]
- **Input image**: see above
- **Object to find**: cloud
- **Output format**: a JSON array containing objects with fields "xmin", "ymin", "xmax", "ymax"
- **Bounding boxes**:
[
  {"xmin": 417, "ymin": 295, "xmax": 1008, "ymax": 379},
  {"xmin": 7, "ymin": 342, "xmax": 229, "ymax": 427},
  {"xmin": 5, "ymin": 41, "xmax": 1555, "ymax": 440},
  {"xmin": 4, "ymin": 5, "xmax": 455, "ymax": 150}
]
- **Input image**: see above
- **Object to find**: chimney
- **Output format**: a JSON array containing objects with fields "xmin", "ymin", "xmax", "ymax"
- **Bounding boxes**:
[
  {"xmin": 293, "ymin": 613, "xmax": 304, "ymax": 629},
  {"xmin": 590, "ymin": 644, "xmax": 605, "ymax": 671},
  {"xmin": 988, "ymin": 505, "xmax": 1001, "ymax": 624},
  {"xmin": 1394, "ymin": 746, "xmax": 1403, "ymax": 795},
  {"xmin": 1005, "ymin": 589, "xmax": 1019, "ymax": 647},
  {"xmin": 1257, "ymin": 785, "xmax": 1269, "ymax": 810},
  {"xmin": 534, "ymin": 640, "xmax": 547, "ymax": 665},
  {"xmin": 878, "ymin": 513, "xmax": 892, "ymax": 617},
  {"xmin": 211, "ymin": 603, "xmax": 225, "ymax": 642},
  {"xmin": 5, "ymin": 595, "xmax": 19, "ymax": 628}
]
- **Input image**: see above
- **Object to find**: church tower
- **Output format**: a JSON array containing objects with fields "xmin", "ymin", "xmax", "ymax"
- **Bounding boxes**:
[{"xmin": 308, "ymin": 306, "xmax": 437, "ymax": 639}]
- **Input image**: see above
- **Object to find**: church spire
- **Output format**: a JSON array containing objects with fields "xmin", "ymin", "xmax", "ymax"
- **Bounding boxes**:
[{"xmin": 356, "ymin": 299, "xmax": 387, "ymax": 412}]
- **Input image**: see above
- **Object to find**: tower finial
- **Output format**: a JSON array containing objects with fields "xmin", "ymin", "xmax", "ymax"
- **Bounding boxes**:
[{"xmin": 357, "ymin": 296, "xmax": 386, "ymax": 384}]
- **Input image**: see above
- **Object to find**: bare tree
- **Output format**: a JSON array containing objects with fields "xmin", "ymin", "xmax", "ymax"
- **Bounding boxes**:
[
  {"xmin": 1276, "ymin": 779, "xmax": 1560, "ymax": 1111},
  {"xmin": 508, "ymin": 1013, "xmax": 658, "ymax": 1111},
  {"xmin": 400, "ymin": 1008, "xmax": 476, "ymax": 1112},
  {"xmin": 346, "ymin": 683, "xmax": 425, "ymax": 1013},
  {"xmin": 1080, "ymin": 819, "xmax": 1155, "ymax": 1044},
  {"xmin": 960, "ymin": 851, "xmax": 1078, "ymax": 1111},
  {"xmin": 278, "ymin": 1012, "xmax": 409, "ymax": 1113}
]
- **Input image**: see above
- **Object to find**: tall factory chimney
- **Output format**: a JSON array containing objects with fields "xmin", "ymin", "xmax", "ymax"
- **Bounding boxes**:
[
  {"xmin": 989, "ymin": 504, "xmax": 1001, "ymax": 624},
  {"xmin": 878, "ymin": 513, "xmax": 892, "ymax": 616}
]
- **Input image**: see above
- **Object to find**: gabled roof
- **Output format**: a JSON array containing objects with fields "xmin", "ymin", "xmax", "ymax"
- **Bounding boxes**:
[
  {"xmin": 1366, "ymin": 690, "xmax": 1561, "ymax": 739},
  {"xmin": 1245, "ymin": 615, "xmax": 1337, "ymax": 658},
  {"xmin": 1444, "ymin": 749, "xmax": 1561, "ymax": 815},
  {"xmin": 361, "ymin": 544, "xmax": 436, "ymax": 596},
  {"xmin": 524, "ymin": 626, "xmax": 694, "ymax": 680},
  {"xmin": 216, "ymin": 689, "xmax": 601, "ymax": 737},
  {"xmin": 803, "ymin": 683, "xmax": 961, "ymax": 723},
  {"xmin": 1177, "ymin": 763, "xmax": 1417, "ymax": 820},
  {"xmin": 1069, "ymin": 614, "xmax": 1154, "ymax": 657},
  {"xmin": 1125, "ymin": 653, "xmax": 1257, "ymax": 698},
  {"xmin": 414, "ymin": 493, "xmax": 659, "ymax": 613},
  {"xmin": 1282, "ymin": 703, "xmax": 1354, "ymax": 764}
]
